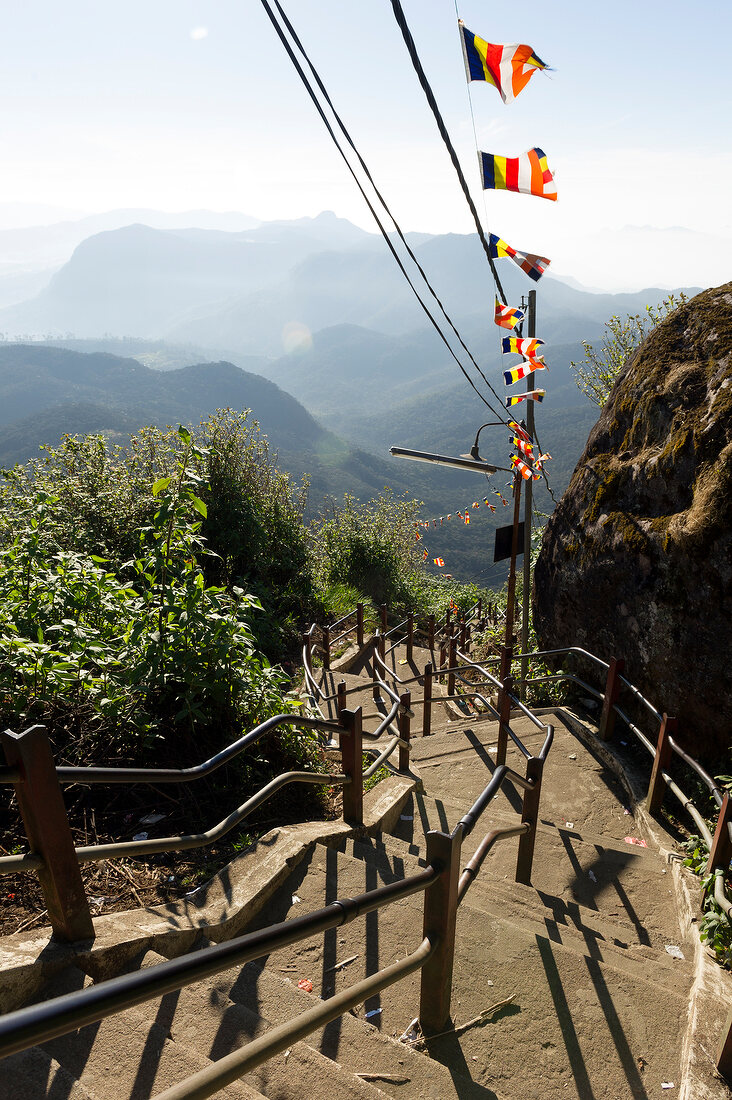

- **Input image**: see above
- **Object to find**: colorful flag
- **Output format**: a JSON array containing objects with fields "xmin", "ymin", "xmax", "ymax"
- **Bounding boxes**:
[
  {"xmin": 480, "ymin": 148, "xmax": 557, "ymax": 201},
  {"xmin": 433, "ymin": 557, "xmax": 445, "ymax": 567},
  {"xmin": 503, "ymin": 359, "xmax": 547, "ymax": 385},
  {"xmin": 459, "ymin": 24, "xmax": 549, "ymax": 103},
  {"xmin": 423, "ymin": 549, "xmax": 428, "ymax": 560},
  {"xmin": 494, "ymin": 296, "xmax": 525, "ymax": 330},
  {"xmin": 508, "ymin": 420, "xmax": 533, "ymax": 443},
  {"xmin": 512, "ymin": 437, "xmax": 535, "ymax": 458},
  {"xmin": 464, "ymin": 513, "xmax": 470, "ymax": 524},
  {"xmin": 505, "ymin": 390, "xmax": 545, "ymax": 407},
  {"xmin": 511, "ymin": 455, "xmax": 540, "ymax": 480},
  {"xmin": 502, "ymin": 336, "xmax": 545, "ymax": 358},
  {"xmin": 488, "ymin": 233, "xmax": 550, "ymax": 282},
  {"xmin": 472, "ymin": 501, "xmax": 480, "ymax": 509},
  {"xmin": 415, "ymin": 531, "xmax": 422, "ymax": 541}
]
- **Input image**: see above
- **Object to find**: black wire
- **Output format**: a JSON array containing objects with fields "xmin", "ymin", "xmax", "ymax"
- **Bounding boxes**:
[
  {"xmin": 389, "ymin": 0, "xmax": 507, "ymax": 304},
  {"xmin": 259, "ymin": 0, "xmax": 507, "ymax": 420},
  {"xmin": 270, "ymin": 0, "xmax": 509, "ymax": 422}
]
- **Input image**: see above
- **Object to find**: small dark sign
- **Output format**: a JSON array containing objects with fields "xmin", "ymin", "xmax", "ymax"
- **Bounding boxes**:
[{"xmin": 494, "ymin": 521, "xmax": 525, "ymax": 563}]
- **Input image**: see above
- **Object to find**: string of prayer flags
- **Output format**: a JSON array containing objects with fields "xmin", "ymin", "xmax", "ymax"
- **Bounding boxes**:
[
  {"xmin": 504, "ymin": 359, "xmax": 546, "ymax": 385},
  {"xmin": 494, "ymin": 297, "xmax": 525, "ymax": 330},
  {"xmin": 479, "ymin": 148, "xmax": 557, "ymax": 201},
  {"xmin": 459, "ymin": 23, "xmax": 550, "ymax": 103},
  {"xmin": 502, "ymin": 336, "xmax": 544, "ymax": 358},
  {"xmin": 488, "ymin": 233, "xmax": 550, "ymax": 282},
  {"xmin": 512, "ymin": 437, "xmax": 535, "ymax": 459},
  {"xmin": 505, "ymin": 390, "xmax": 545, "ymax": 407}
]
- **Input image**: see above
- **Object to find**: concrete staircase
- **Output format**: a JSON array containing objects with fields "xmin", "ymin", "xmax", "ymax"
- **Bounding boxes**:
[{"xmin": 0, "ymin": 640, "xmax": 728, "ymax": 1100}]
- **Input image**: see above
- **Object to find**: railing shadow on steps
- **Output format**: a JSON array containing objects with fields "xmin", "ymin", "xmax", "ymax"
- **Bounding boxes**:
[
  {"xmin": 1, "ymin": 598, "xmax": 730, "ymax": 1087},
  {"xmin": 0, "ymin": 599, "xmax": 554, "ymax": 1098}
]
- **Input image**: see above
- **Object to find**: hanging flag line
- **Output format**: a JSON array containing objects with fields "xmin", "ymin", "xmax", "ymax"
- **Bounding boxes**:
[
  {"xmin": 389, "ymin": 0, "xmax": 508, "ymax": 303},
  {"xmin": 261, "ymin": 2, "xmax": 510, "ymax": 426}
]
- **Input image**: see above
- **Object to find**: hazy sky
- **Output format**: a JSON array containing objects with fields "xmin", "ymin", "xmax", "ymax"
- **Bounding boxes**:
[{"xmin": 3, "ymin": 1, "xmax": 731, "ymax": 291}]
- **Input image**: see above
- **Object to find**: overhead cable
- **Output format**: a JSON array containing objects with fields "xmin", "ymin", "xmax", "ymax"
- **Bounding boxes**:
[
  {"xmin": 259, "ymin": 0, "xmax": 509, "ymax": 421},
  {"xmin": 388, "ymin": 0, "xmax": 508, "ymax": 305}
]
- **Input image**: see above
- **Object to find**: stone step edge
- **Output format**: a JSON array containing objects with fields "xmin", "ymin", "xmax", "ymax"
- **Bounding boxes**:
[{"xmin": 0, "ymin": 773, "xmax": 416, "ymax": 1016}]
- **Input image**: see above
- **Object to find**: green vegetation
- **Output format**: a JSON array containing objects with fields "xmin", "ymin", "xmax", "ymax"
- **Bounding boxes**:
[
  {"xmin": 570, "ymin": 293, "xmax": 687, "ymax": 407},
  {"xmin": 682, "ymin": 832, "xmax": 732, "ymax": 969}
]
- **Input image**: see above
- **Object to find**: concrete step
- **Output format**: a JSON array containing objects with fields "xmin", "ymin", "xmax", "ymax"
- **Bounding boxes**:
[
  {"xmin": 116, "ymin": 950, "xmax": 393, "ymax": 1100},
  {"xmin": 0, "ymin": 1047, "xmax": 97, "ymax": 1100},
  {"xmin": 210, "ymin": 957, "xmax": 505, "ymax": 1100},
  {"xmin": 238, "ymin": 837, "xmax": 690, "ymax": 1100}
]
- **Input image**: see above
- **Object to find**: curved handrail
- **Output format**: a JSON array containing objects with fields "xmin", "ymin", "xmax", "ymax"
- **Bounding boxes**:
[
  {"xmin": 48, "ymin": 713, "xmax": 340, "ymax": 786},
  {"xmin": 0, "ymin": 863, "xmax": 439, "ymax": 1061}
]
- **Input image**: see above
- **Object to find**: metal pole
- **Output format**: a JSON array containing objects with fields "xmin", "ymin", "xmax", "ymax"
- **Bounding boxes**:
[
  {"xmin": 504, "ymin": 471, "xmax": 522, "ymax": 651},
  {"xmin": 520, "ymin": 289, "xmax": 536, "ymax": 700}
]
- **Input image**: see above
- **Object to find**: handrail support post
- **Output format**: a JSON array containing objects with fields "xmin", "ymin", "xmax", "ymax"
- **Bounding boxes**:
[
  {"xmin": 497, "ymin": 674, "xmax": 514, "ymax": 767},
  {"xmin": 339, "ymin": 707, "xmax": 363, "ymax": 826},
  {"xmin": 516, "ymin": 755, "xmax": 544, "ymax": 885},
  {"xmin": 447, "ymin": 635, "xmax": 457, "ymax": 697},
  {"xmin": 1, "ymin": 725, "xmax": 94, "ymax": 943},
  {"xmin": 419, "ymin": 828, "xmax": 462, "ymax": 1034},
  {"xmin": 406, "ymin": 613, "xmax": 414, "ymax": 663},
  {"xmin": 706, "ymin": 792, "xmax": 732, "ymax": 876},
  {"xmin": 646, "ymin": 714, "xmax": 676, "ymax": 814},
  {"xmin": 356, "ymin": 603, "xmax": 364, "ymax": 648},
  {"xmin": 599, "ymin": 656, "xmax": 624, "ymax": 741},
  {"xmin": 399, "ymin": 691, "xmax": 411, "ymax": 772},
  {"xmin": 322, "ymin": 626, "xmax": 331, "ymax": 672},
  {"xmin": 423, "ymin": 663, "xmax": 433, "ymax": 737}
]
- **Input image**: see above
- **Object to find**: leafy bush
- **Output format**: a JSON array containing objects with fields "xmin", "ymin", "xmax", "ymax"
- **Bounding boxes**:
[
  {"xmin": 682, "ymin": 835, "xmax": 732, "ymax": 969},
  {"xmin": 0, "ymin": 422, "xmax": 310, "ymax": 768}
]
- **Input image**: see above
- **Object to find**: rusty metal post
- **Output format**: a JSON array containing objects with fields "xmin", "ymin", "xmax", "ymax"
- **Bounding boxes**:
[
  {"xmin": 599, "ymin": 656, "xmax": 625, "ymax": 741},
  {"xmin": 423, "ymin": 663, "xmax": 433, "ymax": 737},
  {"xmin": 718, "ymin": 1004, "xmax": 732, "ymax": 1080},
  {"xmin": 497, "ymin": 674, "xmax": 514, "ymax": 767},
  {"xmin": 477, "ymin": 597, "xmax": 482, "ymax": 621},
  {"xmin": 380, "ymin": 604, "xmax": 388, "ymax": 634},
  {"xmin": 406, "ymin": 613, "xmax": 414, "ymax": 663},
  {"xmin": 419, "ymin": 828, "xmax": 462, "ymax": 1034},
  {"xmin": 499, "ymin": 643, "xmax": 513, "ymax": 684},
  {"xmin": 339, "ymin": 707, "xmax": 363, "ymax": 826},
  {"xmin": 337, "ymin": 680, "xmax": 347, "ymax": 717},
  {"xmin": 516, "ymin": 756, "xmax": 544, "ymax": 885},
  {"xmin": 646, "ymin": 714, "xmax": 676, "ymax": 814},
  {"xmin": 322, "ymin": 626, "xmax": 331, "ymax": 672},
  {"xmin": 428, "ymin": 614, "xmax": 435, "ymax": 652},
  {"xmin": 372, "ymin": 638, "xmax": 380, "ymax": 701},
  {"xmin": 459, "ymin": 619, "xmax": 467, "ymax": 650},
  {"xmin": 398, "ymin": 691, "xmax": 411, "ymax": 772},
  {"xmin": 1, "ymin": 726, "xmax": 94, "ymax": 942},
  {"xmin": 356, "ymin": 603, "xmax": 364, "ymax": 647},
  {"xmin": 706, "ymin": 793, "xmax": 732, "ymax": 876},
  {"xmin": 465, "ymin": 624, "xmax": 471, "ymax": 654},
  {"xmin": 445, "ymin": 606, "xmax": 452, "ymax": 631},
  {"xmin": 447, "ymin": 635, "xmax": 457, "ymax": 697}
]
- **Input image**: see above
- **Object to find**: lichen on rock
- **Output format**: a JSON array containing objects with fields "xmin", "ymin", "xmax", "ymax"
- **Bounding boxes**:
[{"xmin": 534, "ymin": 283, "xmax": 732, "ymax": 760}]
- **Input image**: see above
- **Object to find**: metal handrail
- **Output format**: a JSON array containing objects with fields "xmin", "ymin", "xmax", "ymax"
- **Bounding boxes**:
[
  {"xmin": 155, "ymin": 936, "xmax": 436, "ymax": 1100},
  {"xmin": 363, "ymin": 737, "xmax": 402, "ymax": 778},
  {"xmin": 44, "ymin": 714, "xmax": 340, "ymax": 787},
  {"xmin": 458, "ymin": 823, "xmax": 530, "ymax": 903},
  {"xmin": 384, "ymin": 616, "xmax": 408, "ymax": 639},
  {"xmin": 328, "ymin": 607, "xmax": 358, "ymax": 632},
  {"xmin": 0, "ymin": 863, "xmax": 439, "ymax": 1061}
]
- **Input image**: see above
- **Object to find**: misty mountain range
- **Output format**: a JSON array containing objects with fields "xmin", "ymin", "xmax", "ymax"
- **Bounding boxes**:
[{"xmin": 0, "ymin": 208, "xmax": 701, "ymax": 582}]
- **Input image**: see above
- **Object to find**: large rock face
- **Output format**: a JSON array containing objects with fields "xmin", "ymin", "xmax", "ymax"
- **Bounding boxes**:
[{"xmin": 534, "ymin": 283, "xmax": 732, "ymax": 760}]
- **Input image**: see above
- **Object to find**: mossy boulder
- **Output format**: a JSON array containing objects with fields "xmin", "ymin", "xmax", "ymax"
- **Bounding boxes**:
[{"xmin": 533, "ymin": 282, "xmax": 732, "ymax": 761}]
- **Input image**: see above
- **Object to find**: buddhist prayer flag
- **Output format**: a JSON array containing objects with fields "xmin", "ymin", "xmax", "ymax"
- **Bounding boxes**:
[
  {"xmin": 464, "ymin": 513, "xmax": 470, "ymax": 524},
  {"xmin": 508, "ymin": 420, "xmax": 533, "ymax": 443},
  {"xmin": 505, "ymin": 390, "xmax": 545, "ymax": 407},
  {"xmin": 459, "ymin": 24, "xmax": 549, "ymax": 103},
  {"xmin": 503, "ymin": 359, "xmax": 546, "ymax": 385},
  {"xmin": 480, "ymin": 148, "xmax": 557, "ymax": 201},
  {"xmin": 433, "ymin": 557, "xmax": 445, "ymax": 567},
  {"xmin": 512, "ymin": 437, "xmax": 535, "ymax": 458},
  {"xmin": 511, "ymin": 455, "xmax": 540, "ymax": 480},
  {"xmin": 502, "ymin": 336, "xmax": 544, "ymax": 358},
  {"xmin": 488, "ymin": 233, "xmax": 550, "ymax": 282},
  {"xmin": 494, "ymin": 297, "xmax": 525, "ymax": 330}
]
